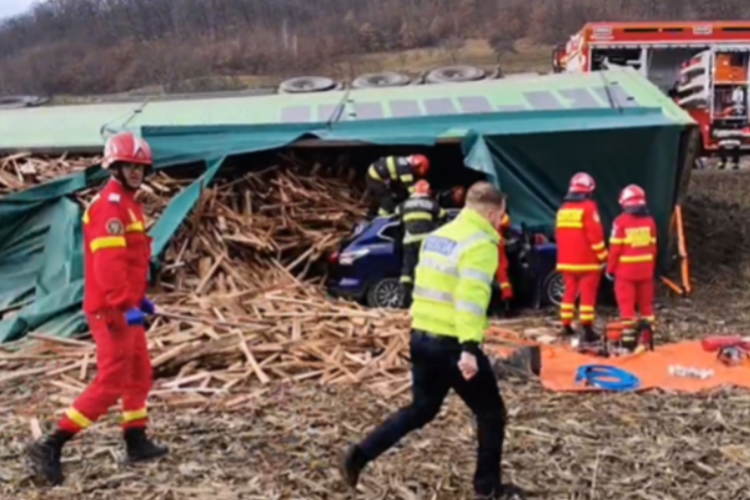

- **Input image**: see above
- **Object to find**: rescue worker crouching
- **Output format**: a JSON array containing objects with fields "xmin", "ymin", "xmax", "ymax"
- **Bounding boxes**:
[
  {"xmin": 340, "ymin": 182, "xmax": 510, "ymax": 499},
  {"xmin": 396, "ymin": 180, "xmax": 446, "ymax": 307},
  {"xmin": 366, "ymin": 154, "xmax": 430, "ymax": 217},
  {"xmin": 606, "ymin": 185, "xmax": 657, "ymax": 352},
  {"xmin": 26, "ymin": 132, "xmax": 168, "ymax": 486},
  {"xmin": 555, "ymin": 172, "xmax": 607, "ymax": 343}
]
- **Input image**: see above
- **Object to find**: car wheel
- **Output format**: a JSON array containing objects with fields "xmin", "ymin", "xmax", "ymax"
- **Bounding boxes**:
[
  {"xmin": 366, "ymin": 278, "xmax": 404, "ymax": 309},
  {"xmin": 542, "ymin": 271, "xmax": 565, "ymax": 307}
]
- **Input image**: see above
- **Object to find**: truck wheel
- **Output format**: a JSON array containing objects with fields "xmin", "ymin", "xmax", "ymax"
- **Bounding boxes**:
[{"xmin": 366, "ymin": 278, "xmax": 404, "ymax": 309}]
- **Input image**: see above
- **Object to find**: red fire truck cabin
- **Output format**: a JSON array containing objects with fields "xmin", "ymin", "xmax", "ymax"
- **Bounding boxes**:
[{"xmin": 553, "ymin": 21, "xmax": 750, "ymax": 157}]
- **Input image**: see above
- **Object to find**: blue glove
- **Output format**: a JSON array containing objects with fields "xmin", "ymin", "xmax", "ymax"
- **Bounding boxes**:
[
  {"xmin": 125, "ymin": 308, "xmax": 146, "ymax": 326},
  {"xmin": 140, "ymin": 297, "xmax": 156, "ymax": 315}
]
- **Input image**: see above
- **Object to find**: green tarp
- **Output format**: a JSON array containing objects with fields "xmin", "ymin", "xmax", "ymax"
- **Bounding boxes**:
[{"xmin": 0, "ymin": 108, "xmax": 694, "ymax": 343}]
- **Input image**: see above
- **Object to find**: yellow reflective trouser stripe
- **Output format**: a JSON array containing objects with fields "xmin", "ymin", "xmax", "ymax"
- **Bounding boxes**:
[
  {"xmin": 126, "ymin": 221, "xmax": 144, "ymax": 232},
  {"xmin": 592, "ymin": 241, "xmax": 605, "ymax": 251},
  {"xmin": 556, "ymin": 223, "xmax": 583, "ymax": 229},
  {"xmin": 123, "ymin": 408, "xmax": 148, "ymax": 423},
  {"xmin": 404, "ymin": 213, "xmax": 432, "ymax": 221},
  {"xmin": 500, "ymin": 282, "xmax": 511, "ymax": 289},
  {"xmin": 620, "ymin": 255, "xmax": 653, "ymax": 263},
  {"xmin": 580, "ymin": 306, "xmax": 594, "ymax": 312},
  {"xmin": 90, "ymin": 236, "xmax": 127, "ymax": 252},
  {"xmin": 400, "ymin": 276, "xmax": 413, "ymax": 283},
  {"xmin": 386, "ymin": 157, "xmax": 398, "ymax": 180},
  {"xmin": 66, "ymin": 408, "xmax": 93, "ymax": 428},
  {"xmin": 610, "ymin": 238, "xmax": 624, "ymax": 244},
  {"xmin": 557, "ymin": 264, "xmax": 601, "ymax": 271}
]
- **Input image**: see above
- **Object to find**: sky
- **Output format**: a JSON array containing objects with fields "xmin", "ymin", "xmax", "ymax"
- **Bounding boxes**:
[{"xmin": 0, "ymin": 0, "xmax": 37, "ymax": 19}]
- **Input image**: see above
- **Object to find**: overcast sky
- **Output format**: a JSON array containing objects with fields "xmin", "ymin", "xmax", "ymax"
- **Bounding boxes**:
[{"xmin": 0, "ymin": 0, "xmax": 37, "ymax": 19}]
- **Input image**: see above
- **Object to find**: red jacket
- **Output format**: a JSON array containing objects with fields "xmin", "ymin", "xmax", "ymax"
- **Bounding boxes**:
[
  {"xmin": 555, "ymin": 199, "xmax": 607, "ymax": 272},
  {"xmin": 606, "ymin": 212, "xmax": 657, "ymax": 281},
  {"xmin": 83, "ymin": 179, "xmax": 151, "ymax": 314},
  {"xmin": 496, "ymin": 213, "xmax": 511, "ymax": 289}
]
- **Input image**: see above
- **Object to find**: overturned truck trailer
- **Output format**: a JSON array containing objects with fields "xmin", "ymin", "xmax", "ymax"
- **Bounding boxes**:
[{"xmin": 0, "ymin": 68, "xmax": 697, "ymax": 341}]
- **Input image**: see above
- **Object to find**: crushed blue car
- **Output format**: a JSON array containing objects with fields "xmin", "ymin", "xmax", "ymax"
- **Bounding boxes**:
[{"xmin": 327, "ymin": 210, "xmax": 566, "ymax": 309}]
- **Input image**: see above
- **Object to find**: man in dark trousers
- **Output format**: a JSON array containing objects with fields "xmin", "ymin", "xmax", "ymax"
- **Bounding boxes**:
[
  {"xmin": 395, "ymin": 179, "xmax": 446, "ymax": 307},
  {"xmin": 340, "ymin": 181, "xmax": 510, "ymax": 499}
]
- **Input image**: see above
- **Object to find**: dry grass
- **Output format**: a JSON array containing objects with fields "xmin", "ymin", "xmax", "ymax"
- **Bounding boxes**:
[{"xmin": 4, "ymin": 163, "xmax": 750, "ymax": 500}]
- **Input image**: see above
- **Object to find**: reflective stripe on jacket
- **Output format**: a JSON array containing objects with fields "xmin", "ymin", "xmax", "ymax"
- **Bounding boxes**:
[
  {"xmin": 555, "ymin": 199, "xmax": 607, "ymax": 272},
  {"xmin": 411, "ymin": 209, "xmax": 500, "ymax": 344},
  {"xmin": 367, "ymin": 156, "xmax": 416, "ymax": 192},
  {"xmin": 606, "ymin": 212, "xmax": 657, "ymax": 281},
  {"xmin": 83, "ymin": 179, "xmax": 151, "ymax": 313},
  {"xmin": 396, "ymin": 194, "xmax": 446, "ymax": 244}
]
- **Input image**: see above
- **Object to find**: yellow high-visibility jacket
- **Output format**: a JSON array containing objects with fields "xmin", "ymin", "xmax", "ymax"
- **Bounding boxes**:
[{"xmin": 411, "ymin": 208, "xmax": 500, "ymax": 345}]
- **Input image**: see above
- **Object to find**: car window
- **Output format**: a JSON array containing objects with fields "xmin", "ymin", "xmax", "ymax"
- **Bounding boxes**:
[{"xmin": 379, "ymin": 222, "xmax": 401, "ymax": 241}]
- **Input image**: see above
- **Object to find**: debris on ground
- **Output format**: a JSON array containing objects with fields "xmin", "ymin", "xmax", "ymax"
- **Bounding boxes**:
[{"xmin": 2, "ymin": 157, "xmax": 750, "ymax": 499}]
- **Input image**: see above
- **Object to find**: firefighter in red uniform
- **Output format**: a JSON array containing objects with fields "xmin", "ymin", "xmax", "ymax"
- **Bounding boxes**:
[
  {"xmin": 555, "ymin": 173, "xmax": 607, "ymax": 343},
  {"xmin": 606, "ymin": 185, "xmax": 657, "ymax": 352},
  {"xmin": 496, "ymin": 213, "xmax": 513, "ymax": 302},
  {"xmin": 27, "ymin": 132, "xmax": 168, "ymax": 485}
]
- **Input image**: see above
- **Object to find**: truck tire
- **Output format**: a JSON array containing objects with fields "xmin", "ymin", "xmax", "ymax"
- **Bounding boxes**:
[
  {"xmin": 278, "ymin": 76, "xmax": 337, "ymax": 94},
  {"xmin": 426, "ymin": 65, "xmax": 486, "ymax": 84},
  {"xmin": 352, "ymin": 72, "xmax": 411, "ymax": 89}
]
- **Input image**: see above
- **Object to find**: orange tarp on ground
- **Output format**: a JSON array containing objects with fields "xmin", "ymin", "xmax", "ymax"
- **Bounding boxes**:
[{"xmin": 487, "ymin": 328, "xmax": 750, "ymax": 393}]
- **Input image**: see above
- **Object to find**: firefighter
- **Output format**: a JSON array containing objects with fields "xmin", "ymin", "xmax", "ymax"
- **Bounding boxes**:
[
  {"xmin": 340, "ymin": 182, "xmax": 509, "ymax": 499},
  {"xmin": 555, "ymin": 172, "xmax": 607, "ymax": 343},
  {"xmin": 26, "ymin": 132, "xmax": 168, "ymax": 486},
  {"xmin": 606, "ymin": 185, "xmax": 657, "ymax": 352},
  {"xmin": 395, "ymin": 180, "xmax": 446, "ymax": 307},
  {"xmin": 366, "ymin": 154, "xmax": 430, "ymax": 217},
  {"xmin": 496, "ymin": 213, "xmax": 513, "ymax": 304}
]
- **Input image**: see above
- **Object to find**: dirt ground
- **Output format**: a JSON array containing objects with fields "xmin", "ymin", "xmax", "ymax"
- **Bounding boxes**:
[{"xmin": 3, "ymin": 170, "xmax": 750, "ymax": 500}]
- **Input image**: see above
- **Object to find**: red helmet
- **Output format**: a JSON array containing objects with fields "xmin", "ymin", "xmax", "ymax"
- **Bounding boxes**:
[
  {"xmin": 409, "ymin": 154, "xmax": 430, "ymax": 177},
  {"xmin": 414, "ymin": 179, "xmax": 431, "ymax": 196},
  {"xmin": 619, "ymin": 184, "xmax": 646, "ymax": 208},
  {"xmin": 568, "ymin": 172, "xmax": 595, "ymax": 194},
  {"xmin": 103, "ymin": 132, "xmax": 153, "ymax": 169}
]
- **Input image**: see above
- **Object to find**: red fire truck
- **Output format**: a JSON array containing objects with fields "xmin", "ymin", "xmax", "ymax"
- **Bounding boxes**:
[{"xmin": 553, "ymin": 21, "xmax": 750, "ymax": 166}]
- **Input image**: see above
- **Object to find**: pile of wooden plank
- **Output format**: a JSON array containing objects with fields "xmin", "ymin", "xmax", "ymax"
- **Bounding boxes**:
[
  {"xmin": 0, "ymin": 154, "xmax": 424, "ymax": 406},
  {"xmin": 0, "ymin": 153, "xmax": 99, "ymax": 194}
]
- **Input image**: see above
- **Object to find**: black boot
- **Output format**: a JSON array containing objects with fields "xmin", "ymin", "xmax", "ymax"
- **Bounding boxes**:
[
  {"xmin": 339, "ymin": 445, "xmax": 368, "ymax": 490},
  {"xmin": 26, "ymin": 430, "xmax": 73, "ymax": 486},
  {"xmin": 561, "ymin": 324, "xmax": 576, "ymax": 337},
  {"xmin": 124, "ymin": 428, "xmax": 169, "ymax": 463},
  {"xmin": 581, "ymin": 324, "xmax": 600, "ymax": 344}
]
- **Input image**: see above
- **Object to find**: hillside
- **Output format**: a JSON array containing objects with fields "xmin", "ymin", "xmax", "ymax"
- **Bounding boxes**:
[{"xmin": 1, "ymin": 0, "xmax": 749, "ymax": 96}]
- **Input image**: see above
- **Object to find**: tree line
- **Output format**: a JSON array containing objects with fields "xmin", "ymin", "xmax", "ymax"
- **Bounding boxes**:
[{"xmin": 0, "ymin": 0, "xmax": 748, "ymax": 96}]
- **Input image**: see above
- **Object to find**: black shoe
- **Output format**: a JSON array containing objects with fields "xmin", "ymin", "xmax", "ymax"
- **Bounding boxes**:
[
  {"xmin": 26, "ymin": 431, "xmax": 72, "ymax": 486},
  {"xmin": 124, "ymin": 428, "xmax": 169, "ymax": 463},
  {"xmin": 561, "ymin": 325, "xmax": 576, "ymax": 337},
  {"xmin": 582, "ymin": 325, "xmax": 600, "ymax": 343},
  {"xmin": 339, "ymin": 445, "xmax": 366, "ymax": 490}
]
